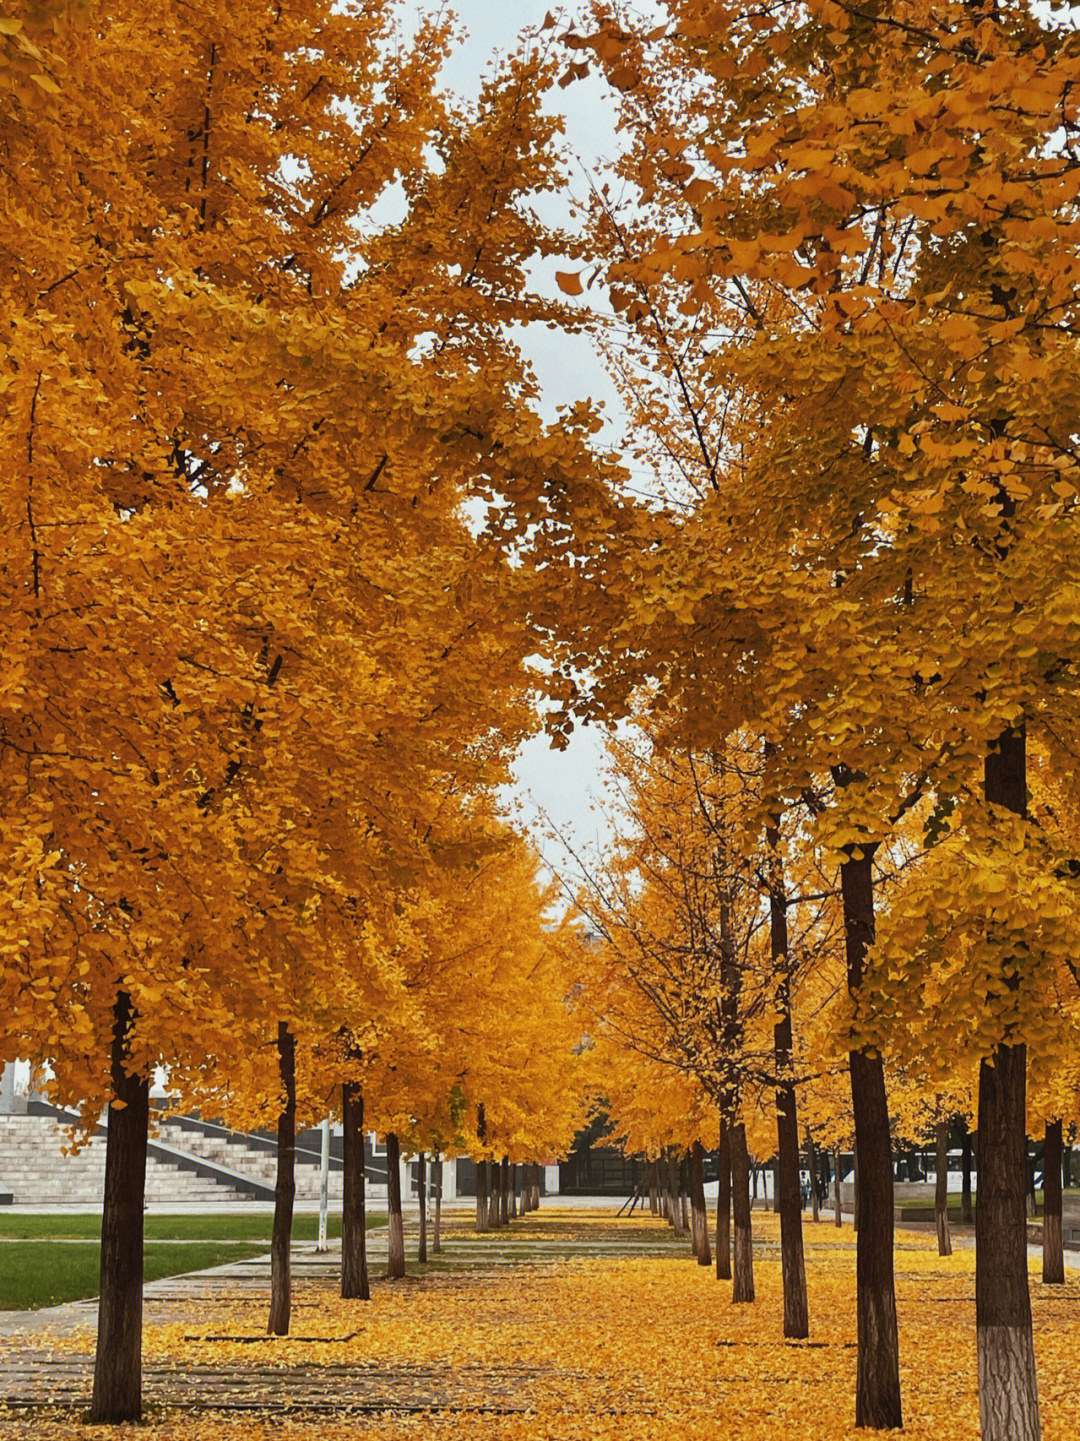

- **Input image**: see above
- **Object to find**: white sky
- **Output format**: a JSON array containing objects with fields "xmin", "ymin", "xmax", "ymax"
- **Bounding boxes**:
[{"xmin": 434, "ymin": 1, "xmax": 627, "ymax": 862}]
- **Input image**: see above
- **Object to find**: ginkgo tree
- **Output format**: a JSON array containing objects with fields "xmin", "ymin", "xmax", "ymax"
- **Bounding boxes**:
[
  {"xmin": 0, "ymin": 0, "xmax": 610, "ymax": 1420},
  {"xmin": 548, "ymin": 4, "xmax": 1080, "ymax": 1435},
  {"xmin": 571, "ymin": 721, "xmax": 851, "ymax": 1331}
]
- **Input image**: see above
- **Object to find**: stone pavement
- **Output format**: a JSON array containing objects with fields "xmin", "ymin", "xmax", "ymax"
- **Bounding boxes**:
[
  {"xmin": 0, "ymin": 1204, "xmax": 1073, "ymax": 1423},
  {"xmin": 0, "ymin": 1206, "xmax": 692, "ymax": 1418}
]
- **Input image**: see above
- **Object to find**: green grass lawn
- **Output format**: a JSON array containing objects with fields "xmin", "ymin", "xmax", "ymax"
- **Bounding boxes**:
[
  {"xmin": 0, "ymin": 1211, "xmax": 387, "ymax": 1241},
  {"xmin": 896, "ymin": 1187, "xmax": 1079, "ymax": 1222},
  {"xmin": 0, "ymin": 1240, "xmax": 269, "ymax": 1311},
  {"xmin": 0, "ymin": 1212, "xmax": 388, "ymax": 1309}
]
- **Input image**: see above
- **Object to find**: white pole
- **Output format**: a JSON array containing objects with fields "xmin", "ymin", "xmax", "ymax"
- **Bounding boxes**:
[{"xmin": 316, "ymin": 1116, "xmax": 330, "ymax": 1252}]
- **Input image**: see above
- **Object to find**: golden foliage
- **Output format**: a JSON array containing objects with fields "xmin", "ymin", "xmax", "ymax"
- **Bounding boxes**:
[{"xmin": 2, "ymin": 1210, "xmax": 1077, "ymax": 1438}]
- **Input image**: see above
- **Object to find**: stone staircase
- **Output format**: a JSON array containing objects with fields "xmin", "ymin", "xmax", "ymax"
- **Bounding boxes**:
[
  {"xmin": 0, "ymin": 1114, "xmax": 241, "ymax": 1206},
  {"xmin": 153, "ymin": 1114, "xmax": 346, "ymax": 1203},
  {"xmin": 0, "ymin": 1103, "xmax": 388, "ymax": 1209}
]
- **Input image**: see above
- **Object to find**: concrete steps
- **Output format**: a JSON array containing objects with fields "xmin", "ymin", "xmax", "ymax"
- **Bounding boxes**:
[
  {"xmin": 1, "ymin": 1106, "xmax": 392, "ymax": 1209},
  {"xmin": 154, "ymin": 1120, "xmax": 344, "ymax": 1202},
  {"xmin": 0, "ymin": 1115, "xmax": 242, "ymax": 1206}
]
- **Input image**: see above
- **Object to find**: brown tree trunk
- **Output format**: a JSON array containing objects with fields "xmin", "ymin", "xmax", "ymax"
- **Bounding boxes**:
[
  {"xmin": 962, "ymin": 1124, "xmax": 975, "ymax": 1226},
  {"xmin": 977, "ymin": 724, "xmax": 1039, "ymax": 1441},
  {"xmin": 776, "ymin": 1084, "xmax": 809, "ymax": 1333},
  {"xmin": 679, "ymin": 1155, "xmax": 691, "ymax": 1235},
  {"xmin": 509, "ymin": 1160, "xmax": 518, "ymax": 1220},
  {"xmin": 500, "ymin": 1156, "xmax": 510, "ymax": 1226},
  {"xmin": 767, "ymin": 805, "xmax": 809, "ymax": 1337},
  {"xmin": 667, "ymin": 1150, "xmax": 684, "ymax": 1234},
  {"xmin": 268, "ymin": 1021, "xmax": 296, "ymax": 1336},
  {"xmin": 476, "ymin": 1159, "xmax": 488, "ymax": 1232},
  {"xmin": 340, "ymin": 1080, "xmax": 369, "ymax": 1300},
  {"xmin": 690, "ymin": 1140, "xmax": 711, "ymax": 1267},
  {"xmin": 807, "ymin": 1129, "xmax": 821, "ymax": 1223},
  {"xmin": 977, "ymin": 1044, "xmax": 1039, "ymax": 1439},
  {"xmin": 717, "ymin": 1117, "xmax": 732, "ymax": 1279},
  {"xmin": 476, "ymin": 1103, "xmax": 488, "ymax": 1231},
  {"xmin": 840, "ymin": 845, "xmax": 902, "ymax": 1430},
  {"xmin": 487, "ymin": 1158, "xmax": 501, "ymax": 1229},
  {"xmin": 936, "ymin": 1121, "xmax": 952, "ymax": 1257},
  {"xmin": 834, "ymin": 1147, "xmax": 843, "ymax": 1228},
  {"xmin": 649, "ymin": 1159, "xmax": 659, "ymax": 1215},
  {"xmin": 90, "ymin": 991, "xmax": 149, "ymax": 1424},
  {"xmin": 1042, "ymin": 1119, "xmax": 1064, "ymax": 1285},
  {"xmin": 730, "ymin": 1121, "xmax": 755, "ymax": 1303},
  {"xmin": 417, "ymin": 1151, "xmax": 427, "ymax": 1264},
  {"xmin": 433, "ymin": 1152, "xmax": 443, "ymax": 1253},
  {"xmin": 386, "ymin": 1132, "xmax": 405, "ymax": 1278}
]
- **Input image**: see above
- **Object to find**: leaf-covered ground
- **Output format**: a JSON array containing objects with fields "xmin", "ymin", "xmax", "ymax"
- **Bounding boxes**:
[{"xmin": 0, "ymin": 1207, "xmax": 1076, "ymax": 1439}]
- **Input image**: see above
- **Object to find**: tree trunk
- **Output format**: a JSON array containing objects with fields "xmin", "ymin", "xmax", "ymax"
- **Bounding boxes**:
[
  {"xmin": 433, "ymin": 1152, "xmax": 443, "ymax": 1253},
  {"xmin": 268, "ymin": 1021, "xmax": 296, "ymax": 1336},
  {"xmin": 776, "ymin": 1089, "xmax": 809, "ymax": 1333},
  {"xmin": 840, "ymin": 845, "xmax": 902, "ymax": 1430},
  {"xmin": 476, "ymin": 1103, "xmax": 488, "ymax": 1231},
  {"xmin": 767, "ymin": 806, "xmax": 809, "ymax": 1337},
  {"xmin": 730, "ymin": 1121, "xmax": 755, "ymax": 1303},
  {"xmin": 717, "ymin": 1117, "xmax": 732, "ymax": 1279},
  {"xmin": 386, "ymin": 1132, "xmax": 405, "ymax": 1278},
  {"xmin": 977, "ymin": 724, "xmax": 1039, "ymax": 1441},
  {"xmin": 834, "ymin": 1147, "xmax": 843, "ymax": 1228},
  {"xmin": 690, "ymin": 1140, "xmax": 711, "ymax": 1267},
  {"xmin": 500, "ymin": 1157, "xmax": 510, "ymax": 1226},
  {"xmin": 853, "ymin": 1144, "xmax": 860, "ymax": 1233},
  {"xmin": 977, "ymin": 1044, "xmax": 1039, "ymax": 1439},
  {"xmin": 807, "ymin": 1129, "xmax": 821, "ymax": 1223},
  {"xmin": 90, "ymin": 991, "xmax": 149, "ymax": 1424},
  {"xmin": 1042, "ymin": 1119, "xmax": 1064, "ymax": 1285},
  {"xmin": 936, "ymin": 1121, "xmax": 952, "ymax": 1257},
  {"xmin": 962, "ymin": 1124, "xmax": 975, "ymax": 1226},
  {"xmin": 417, "ymin": 1151, "xmax": 427, "ymax": 1264},
  {"xmin": 509, "ymin": 1159, "xmax": 517, "ymax": 1220},
  {"xmin": 340, "ymin": 1080, "xmax": 369, "ymax": 1300},
  {"xmin": 487, "ymin": 1158, "xmax": 501, "ymax": 1229},
  {"xmin": 649, "ymin": 1159, "xmax": 659, "ymax": 1215},
  {"xmin": 679, "ymin": 1155, "xmax": 690, "ymax": 1235},
  {"xmin": 476, "ymin": 1159, "xmax": 488, "ymax": 1232},
  {"xmin": 667, "ymin": 1150, "xmax": 684, "ymax": 1235}
]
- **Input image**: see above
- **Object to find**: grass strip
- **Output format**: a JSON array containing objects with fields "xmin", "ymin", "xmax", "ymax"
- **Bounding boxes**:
[
  {"xmin": 0, "ymin": 1212, "xmax": 387, "ymax": 1242},
  {"xmin": 0, "ymin": 1240, "xmax": 270, "ymax": 1311}
]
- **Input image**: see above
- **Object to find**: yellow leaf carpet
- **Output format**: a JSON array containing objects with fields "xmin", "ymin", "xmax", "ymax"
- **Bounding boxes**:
[{"xmin": 0, "ymin": 1208, "xmax": 1075, "ymax": 1439}]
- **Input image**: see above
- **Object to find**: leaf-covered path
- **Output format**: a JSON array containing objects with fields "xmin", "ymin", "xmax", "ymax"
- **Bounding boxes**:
[{"xmin": 0, "ymin": 1206, "xmax": 1077, "ymax": 1439}]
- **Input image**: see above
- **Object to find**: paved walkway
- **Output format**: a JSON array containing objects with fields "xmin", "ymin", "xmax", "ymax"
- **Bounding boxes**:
[
  {"xmin": 0, "ymin": 1207, "xmax": 696, "ymax": 1418},
  {"xmin": 0, "ymin": 1205, "xmax": 1074, "ymax": 1425}
]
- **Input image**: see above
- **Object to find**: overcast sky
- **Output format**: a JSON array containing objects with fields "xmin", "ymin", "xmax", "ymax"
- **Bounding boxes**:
[{"xmin": 433, "ymin": 1, "xmax": 628, "ymax": 865}]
